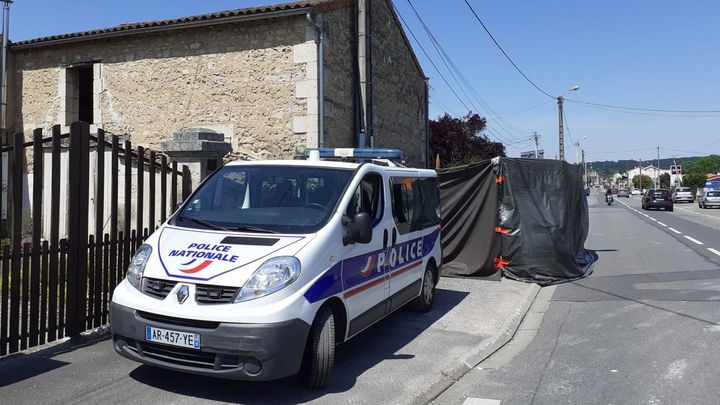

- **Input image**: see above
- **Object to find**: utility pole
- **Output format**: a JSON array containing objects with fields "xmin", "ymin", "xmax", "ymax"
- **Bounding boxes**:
[
  {"xmin": 533, "ymin": 132, "xmax": 540, "ymax": 159},
  {"xmin": 582, "ymin": 149, "xmax": 587, "ymax": 186},
  {"xmin": 639, "ymin": 158, "xmax": 643, "ymax": 192},
  {"xmin": 656, "ymin": 146, "xmax": 660, "ymax": 189},
  {"xmin": 557, "ymin": 96, "xmax": 565, "ymax": 161}
]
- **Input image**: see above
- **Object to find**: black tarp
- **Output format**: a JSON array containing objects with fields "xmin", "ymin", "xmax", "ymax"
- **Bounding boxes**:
[
  {"xmin": 437, "ymin": 157, "xmax": 594, "ymax": 284},
  {"xmin": 438, "ymin": 161, "xmax": 499, "ymax": 278},
  {"xmin": 497, "ymin": 158, "xmax": 593, "ymax": 285}
]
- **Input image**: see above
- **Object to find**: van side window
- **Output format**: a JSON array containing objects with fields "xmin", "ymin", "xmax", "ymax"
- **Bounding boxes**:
[
  {"xmin": 346, "ymin": 173, "xmax": 383, "ymax": 225},
  {"xmin": 390, "ymin": 177, "xmax": 441, "ymax": 235}
]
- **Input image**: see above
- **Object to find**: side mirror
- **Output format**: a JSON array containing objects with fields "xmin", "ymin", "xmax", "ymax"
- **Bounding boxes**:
[{"xmin": 342, "ymin": 212, "xmax": 373, "ymax": 245}]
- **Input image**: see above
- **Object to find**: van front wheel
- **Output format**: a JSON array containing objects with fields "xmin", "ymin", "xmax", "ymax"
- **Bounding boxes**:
[
  {"xmin": 300, "ymin": 305, "xmax": 335, "ymax": 388},
  {"xmin": 410, "ymin": 263, "xmax": 436, "ymax": 312}
]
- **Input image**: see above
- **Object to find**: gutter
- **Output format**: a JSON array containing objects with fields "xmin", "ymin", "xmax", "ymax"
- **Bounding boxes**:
[
  {"xmin": 11, "ymin": 8, "xmax": 311, "ymax": 51},
  {"xmin": 306, "ymin": 12, "xmax": 324, "ymax": 148}
]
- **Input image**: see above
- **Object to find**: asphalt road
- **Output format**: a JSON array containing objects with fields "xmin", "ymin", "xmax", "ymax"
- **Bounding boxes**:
[{"xmin": 445, "ymin": 190, "xmax": 720, "ymax": 404}]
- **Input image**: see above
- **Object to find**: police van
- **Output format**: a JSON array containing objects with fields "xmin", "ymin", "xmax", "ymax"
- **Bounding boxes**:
[{"xmin": 110, "ymin": 148, "xmax": 442, "ymax": 388}]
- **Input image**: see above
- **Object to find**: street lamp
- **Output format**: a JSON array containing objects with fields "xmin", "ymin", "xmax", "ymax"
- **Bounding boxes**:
[{"xmin": 558, "ymin": 85, "xmax": 580, "ymax": 161}]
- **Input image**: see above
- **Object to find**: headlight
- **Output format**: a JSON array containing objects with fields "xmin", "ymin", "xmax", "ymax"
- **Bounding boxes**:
[
  {"xmin": 127, "ymin": 244, "xmax": 152, "ymax": 290},
  {"xmin": 235, "ymin": 256, "xmax": 301, "ymax": 302}
]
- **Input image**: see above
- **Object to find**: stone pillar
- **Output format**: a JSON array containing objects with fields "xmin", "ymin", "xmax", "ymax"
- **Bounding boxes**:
[{"xmin": 161, "ymin": 128, "xmax": 232, "ymax": 190}]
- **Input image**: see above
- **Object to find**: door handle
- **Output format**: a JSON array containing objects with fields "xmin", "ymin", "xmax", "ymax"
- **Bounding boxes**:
[
  {"xmin": 391, "ymin": 228, "xmax": 397, "ymax": 247},
  {"xmin": 383, "ymin": 229, "xmax": 388, "ymax": 250}
]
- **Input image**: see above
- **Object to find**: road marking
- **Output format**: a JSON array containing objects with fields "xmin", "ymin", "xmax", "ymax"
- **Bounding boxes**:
[
  {"xmin": 683, "ymin": 235, "xmax": 704, "ymax": 245},
  {"xmin": 649, "ymin": 217, "xmax": 657, "ymax": 222},
  {"xmin": 675, "ymin": 206, "xmax": 720, "ymax": 222},
  {"xmin": 463, "ymin": 399, "xmax": 501, "ymax": 405},
  {"xmin": 708, "ymin": 248, "xmax": 720, "ymax": 257},
  {"xmin": 668, "ymin": 227, "xmax": 682, "ymax": 234},
  {"xmin": 657, "ymin": 222, "xmax": 667, "ymax": 226}
]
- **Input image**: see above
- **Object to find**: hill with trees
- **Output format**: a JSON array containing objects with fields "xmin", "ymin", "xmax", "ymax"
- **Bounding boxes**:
[{"xmin": 589, "ymin": 157, "xmax": 701, "ymax": 177}]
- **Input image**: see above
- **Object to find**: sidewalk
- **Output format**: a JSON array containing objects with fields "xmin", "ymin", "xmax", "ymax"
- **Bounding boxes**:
[{"xmin": 0, "ymin": 277, "xmax": 540, "ymax": 405}]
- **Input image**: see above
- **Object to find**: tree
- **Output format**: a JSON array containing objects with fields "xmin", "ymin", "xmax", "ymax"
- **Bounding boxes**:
[
  {"xmin": 429, "ymin": 112, "xmax": 505, "ymax": 167},
  {"xmin": 683, "ymin": 155, "xmax": 720, "ymax": 175},
  {"xmin": 659, "ymin": 173, "xmax": 671, "ymax": 189},
  {"xmin": 632, "ymin": 174, "xmax": 652, "ymax": 190},
  {"xmin": 682, "ymin": 173, "xmax": 707, "ymax": 192}
]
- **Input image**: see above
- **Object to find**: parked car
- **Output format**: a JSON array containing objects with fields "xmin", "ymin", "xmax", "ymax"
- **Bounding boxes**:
[
  {"xmin": 617, "ymin": 189, "xmax": 630, "ymax": 198},
  {"xmin": 642, "ymin": 189, "xmax": 673, "ymax": 211},
  {"xmin": 631, "ymin": 188, "xmax": 642, "ymax": 196},
  {"xmin": 698, "ymin": 190, "xmax": 720, "ymax": 209},
  {"xmin": 672, "ymin": 186, "xmax": 694, "ymax": 203}
]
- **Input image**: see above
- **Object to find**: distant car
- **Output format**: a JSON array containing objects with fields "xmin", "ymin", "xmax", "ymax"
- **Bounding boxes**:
[
  {"xmin": 698, "ymin": 190, "xmax": 720, "ymax": 209},
  {"xmin": 672, "ymin": 187, "xmax": 694, "ymax": 203},
  {"xmin": 631, "ymin": 188, "xmax": 642, "ymax": 196},
  {"xmin": 585, "ymin": 188, "xmax": 591, "ymax": 196},
  {"xmin": 617, "ymin": 189, "xmax": 630, "ymax": 198},
  {"xmin": 642, "ymin": 189, "xmax": 673, "ymax": 211}
]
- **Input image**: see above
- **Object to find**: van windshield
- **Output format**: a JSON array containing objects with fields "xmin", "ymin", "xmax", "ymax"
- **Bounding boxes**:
[{"xmin": 174, "ymin": 165, "xmax": 354, "ymax": 234}]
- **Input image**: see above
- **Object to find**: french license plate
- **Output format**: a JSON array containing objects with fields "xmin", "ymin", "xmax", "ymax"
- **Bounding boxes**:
[{"xmin": 145, "ymin": 325, "xmax": 201, "ymax": 349}]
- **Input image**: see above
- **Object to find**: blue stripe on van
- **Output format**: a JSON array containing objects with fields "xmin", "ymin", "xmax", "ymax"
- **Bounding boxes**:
[
  {"xmin": 304, "ymin": 262, "xmax": 343, "ymax": 303},
  {"xmin": 304, "ymin": 228, "xmax": 440, "ymax": 304}
]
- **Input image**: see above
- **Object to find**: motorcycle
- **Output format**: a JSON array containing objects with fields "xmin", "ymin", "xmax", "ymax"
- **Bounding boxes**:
[{"xmin": 606, "ymin": 194, "xmax": 614, "ymax": 205}]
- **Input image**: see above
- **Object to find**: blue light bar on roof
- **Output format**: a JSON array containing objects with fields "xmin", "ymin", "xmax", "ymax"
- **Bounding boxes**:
[{"xmin": 305, "ymin": 148, "xmax": 403, "ymax": 159}]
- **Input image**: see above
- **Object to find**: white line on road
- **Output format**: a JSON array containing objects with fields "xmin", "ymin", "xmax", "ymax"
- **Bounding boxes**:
[
  {"xmin": 675, "ymin": 206, "xmax": 720, "ymax": 222},
  {"xmin": 649, "ymin": 217, "xmax": 657, "ymax": 222},
  {"xmin": 657, "ymin": 222, "xmax": 667, "ymax": 226},
  {"xmin": 463, "ymin": 399, "xmax": 501, "ymax": 405},
  {"xmin": 708, "ymin": 248, "xmax": 720, "ymax": 257},
  {"xmin": 668, "ymin": 227, "xmax": 682, "ymax": 234},
  {"xmin": 683, "ymin": 235, "xmax": 704, "ymax": 245}
]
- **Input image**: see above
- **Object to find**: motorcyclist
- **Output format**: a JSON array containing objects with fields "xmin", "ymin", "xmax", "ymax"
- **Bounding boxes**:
[{"xmin": 605, "ymin": 187, "xmax": 613, "ymax": 204}]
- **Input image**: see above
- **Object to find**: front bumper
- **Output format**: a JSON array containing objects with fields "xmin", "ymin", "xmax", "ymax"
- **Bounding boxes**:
[{"xmin": 110, "ymin": 301, "xmax": 310, "ymax": 381}]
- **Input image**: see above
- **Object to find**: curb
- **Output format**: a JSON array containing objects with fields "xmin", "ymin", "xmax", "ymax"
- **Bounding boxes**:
[{"xmin": 412, "ymin": 282, "xmax": 542, "ymax": 405}]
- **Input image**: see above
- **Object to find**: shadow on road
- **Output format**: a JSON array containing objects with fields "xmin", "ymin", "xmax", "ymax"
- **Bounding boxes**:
[
  {"xmin": 127, "ymin": 287, "xmax": 470, "ymax": 404},
  {"xmin": 0, "ymin": 334, "xmax": 109, "ymax": 387}
]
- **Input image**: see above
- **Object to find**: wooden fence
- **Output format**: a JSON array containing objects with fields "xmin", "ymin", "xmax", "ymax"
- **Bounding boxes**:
[{"xmin": 0, "ymin": 122, "xmax": 191, "ymax": 355}]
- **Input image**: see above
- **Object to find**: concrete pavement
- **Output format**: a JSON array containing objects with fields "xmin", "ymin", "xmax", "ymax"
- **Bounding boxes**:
[
  {"xmin": 0, "ymin": 276, "xmax": 540, "ymax": 405},
  {"xmin": 436, "ymin": 189, "xmax": 720, "ymax": 405}
]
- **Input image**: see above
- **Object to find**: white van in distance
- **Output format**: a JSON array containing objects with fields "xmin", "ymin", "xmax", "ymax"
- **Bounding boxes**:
[{"xmin": 110, "ymin": 148, "xmax": 442, "ymax": 388}]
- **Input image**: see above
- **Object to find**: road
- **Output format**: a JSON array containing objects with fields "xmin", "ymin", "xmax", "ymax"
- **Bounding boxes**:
[{"xmin": 439, "ymin": 191, "xmax": 720, "ymax": 405}]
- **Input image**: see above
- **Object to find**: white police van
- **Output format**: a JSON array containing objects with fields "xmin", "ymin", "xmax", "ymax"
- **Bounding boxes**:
[{"xmin": 110, "ymin": 148, "xmax": 442, "ymax": 388}]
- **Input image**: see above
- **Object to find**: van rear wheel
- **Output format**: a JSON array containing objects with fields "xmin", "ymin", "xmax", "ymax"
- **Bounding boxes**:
[
  {"xmin": 300, "ymin": 305, "xmax": 335, "ymax": 388},
  {"xmin": 410, "ymin": 263, "xmax": 436, "ymax": 312}
]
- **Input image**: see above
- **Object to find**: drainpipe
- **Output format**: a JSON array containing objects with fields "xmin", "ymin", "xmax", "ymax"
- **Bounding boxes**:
[
  {"xmin": 306, "ymin": 12, "xmax": 324, "ymax": 148},
  {"xmin": 365, "ymin": 0, "xmax": 373, "ymax": 148},
  {"xmin": 0, "ymin": 0, "xmax": 11, "ymax": 139}
]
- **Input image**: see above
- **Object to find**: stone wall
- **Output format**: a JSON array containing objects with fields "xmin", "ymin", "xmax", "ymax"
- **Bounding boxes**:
[
  {"xmin": 9, "ymin": 15, "xmax": 315, "ymax": 160},
  {"xmin": 370, "ymin": 0, "xmax": 428, "ymax": 167},
  {"xmin": 321, "ymin": 5, "xmax": 356, "ymax": 148}
]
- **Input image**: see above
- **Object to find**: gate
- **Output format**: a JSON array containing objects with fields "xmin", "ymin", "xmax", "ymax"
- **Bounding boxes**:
[{"xmin": 0, "ymin": 122, "xmax": 191, "ymax": 355}]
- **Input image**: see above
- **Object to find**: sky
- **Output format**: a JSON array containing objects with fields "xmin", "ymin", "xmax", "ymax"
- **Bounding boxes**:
[{"xmin": 8, "ymin": 0, "xmax": 720, "ymax": 164}]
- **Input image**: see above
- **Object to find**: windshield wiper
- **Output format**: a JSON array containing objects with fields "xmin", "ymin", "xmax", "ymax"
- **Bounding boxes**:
[
  {"xmin": 225, "ymin": 224, "xmax": 277, "ymax": 234},
  {"xmin": 178, "ymin": 214, "xmax": 228, "ymax": 231}
]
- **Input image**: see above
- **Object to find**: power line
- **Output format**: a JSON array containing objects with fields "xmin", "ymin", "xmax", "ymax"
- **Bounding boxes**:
[
  {"xmin": 429, "ymin": 96, "xmax": 459, "ymax": 116},
  {"xmin": 405, "ymin": 0, "xmax": 529, "ymax": 143},
  {"xmin": 393, "ymin": 6, "xmax": 473, "ymax": 113},
  {"xmin": 567, "ymin": 98, "xmax": 720, "ymax": 114},
  {"xmin": 487, "ymin": 100, "xmax": 555, "ymax": 121},
  {"xmin": 463, "ymin": 0, "xmax": 554, "ymax": 99}
]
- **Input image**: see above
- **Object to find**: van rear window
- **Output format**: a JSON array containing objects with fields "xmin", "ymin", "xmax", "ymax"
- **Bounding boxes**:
[{"xmin": 390, "ymin": 177, "xmax": 441, "ymax": 235}]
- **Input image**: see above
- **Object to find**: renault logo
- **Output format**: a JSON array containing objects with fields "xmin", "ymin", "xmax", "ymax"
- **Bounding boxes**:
[{"xmin": 176, "ymin": 285, "xmax": 189, "ymax": 304}]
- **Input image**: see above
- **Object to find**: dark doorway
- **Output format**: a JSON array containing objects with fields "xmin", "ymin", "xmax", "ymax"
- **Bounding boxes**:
[{"xmin": 77, "ymin": 66, "xmax": 94, "ymax": 124}]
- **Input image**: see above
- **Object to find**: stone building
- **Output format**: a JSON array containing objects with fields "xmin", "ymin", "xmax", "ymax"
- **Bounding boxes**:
[{"xmin": 7, "ymin": 0, "xmax": 429, "ymax": 167}]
